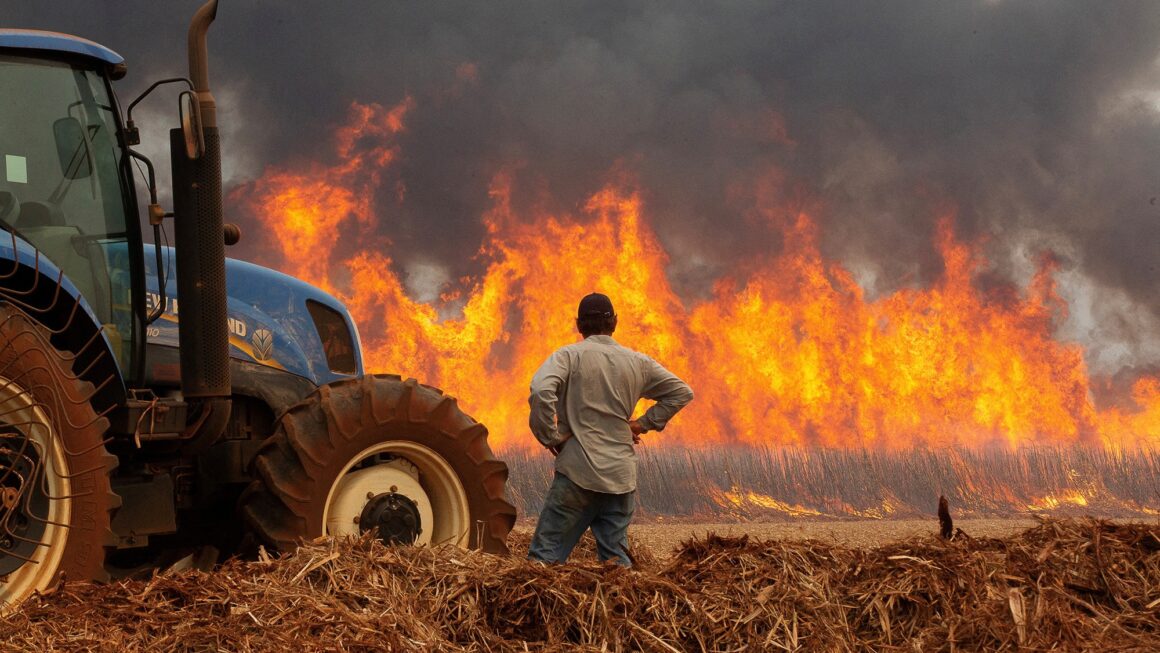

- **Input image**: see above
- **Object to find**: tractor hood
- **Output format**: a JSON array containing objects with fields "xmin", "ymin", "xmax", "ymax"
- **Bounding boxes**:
[{"xmin": 145, "ymin": 247, "xmax": 364, "ymax": 387}]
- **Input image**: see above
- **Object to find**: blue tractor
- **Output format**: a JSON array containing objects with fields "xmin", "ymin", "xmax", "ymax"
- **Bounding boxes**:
[{"xmin": 0, "ymin": 1, "xmax": 515, "ymax": 608}]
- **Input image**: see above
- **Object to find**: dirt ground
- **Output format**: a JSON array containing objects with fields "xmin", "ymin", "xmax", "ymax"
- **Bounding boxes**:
[{"xmin": 512, "ymin": 518, "xmax": 1043, "ymax": 558}]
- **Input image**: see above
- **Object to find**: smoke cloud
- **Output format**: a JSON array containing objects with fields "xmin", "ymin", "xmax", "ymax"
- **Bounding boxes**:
[{"xmin": 10, "ymin": 0, "xmax": 1160, "ymax": 375}]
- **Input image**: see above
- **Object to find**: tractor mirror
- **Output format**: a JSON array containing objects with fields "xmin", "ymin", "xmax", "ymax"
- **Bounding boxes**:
[
  {"xmin": 179, "ymin": 91, "xmax": 205, "ymax": 160},
  {"xmin": 53, "ymin": 117, "xmax": 92, "ymax": 179}
]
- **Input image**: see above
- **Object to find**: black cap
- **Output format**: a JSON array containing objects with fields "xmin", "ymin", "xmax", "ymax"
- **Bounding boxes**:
[{"xmin": 577, "ymin": 292, "xmax": 615, "ymax": 318}]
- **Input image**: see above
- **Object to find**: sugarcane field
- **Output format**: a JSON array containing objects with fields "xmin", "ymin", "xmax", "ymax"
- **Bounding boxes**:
[{"xmin": 5, "ymin": 1, "xmax": 1160, "ymax": 651}]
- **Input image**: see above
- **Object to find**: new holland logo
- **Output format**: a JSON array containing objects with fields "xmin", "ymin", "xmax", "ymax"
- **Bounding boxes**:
[{"xmin": 251, "ymin": 328, "xmax": 274, "ymax": 362}]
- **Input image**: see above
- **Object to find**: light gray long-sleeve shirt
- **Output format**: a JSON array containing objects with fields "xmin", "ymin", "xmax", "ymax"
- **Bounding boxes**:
[{"xmin": 529, "ymin": 335, "xmax": 694, "ymax": 494}]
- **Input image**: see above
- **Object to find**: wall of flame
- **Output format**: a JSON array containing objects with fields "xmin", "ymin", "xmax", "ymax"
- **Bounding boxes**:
[{"xmin": 231, "ymin": 100, "xmax": 1160, "ymax": 451}]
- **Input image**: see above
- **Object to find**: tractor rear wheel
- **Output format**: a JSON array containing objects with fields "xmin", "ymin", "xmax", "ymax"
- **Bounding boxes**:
[
  {"xmin": 240, "ymin": 375, "xmax": 516, "ymax": 554},
  {"xmin": 0, "ymin": 305, "xmax": 118, "ymax": 610}
]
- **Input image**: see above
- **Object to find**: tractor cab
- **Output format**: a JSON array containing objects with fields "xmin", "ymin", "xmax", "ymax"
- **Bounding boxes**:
[{"xmin": 0, "ymin": 31, "xmax": 144, "ymax": 378}]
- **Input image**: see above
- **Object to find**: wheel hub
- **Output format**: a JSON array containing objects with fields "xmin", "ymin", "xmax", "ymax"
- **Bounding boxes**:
[
  {"xmin": 0, "ymin": 428, "xmax": 50, "ymax": 576},
  {"xmin": 359, "ymin": 492, "xmax": 422, "ymax": 545},
  {"xmin": 325, "ymin": 458, "xmax": 436, "ymax": 546}
]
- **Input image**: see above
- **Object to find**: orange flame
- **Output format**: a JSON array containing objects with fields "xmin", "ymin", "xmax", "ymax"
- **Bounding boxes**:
[
  {"xmin": 233, "ymin": 99, "xmax": 1160, "ymax": 450},
  {"xmin": 241, "ymin": 99, "xmax": 413, "ymax": 289}
]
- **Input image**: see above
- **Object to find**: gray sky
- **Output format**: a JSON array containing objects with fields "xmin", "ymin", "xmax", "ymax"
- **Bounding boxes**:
[{"xmin": 10, "ymin": 0, "xmax": 1160, "ymax": 378}]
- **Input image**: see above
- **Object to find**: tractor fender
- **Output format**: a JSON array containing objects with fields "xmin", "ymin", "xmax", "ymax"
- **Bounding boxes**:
[{"xmin": 0, "ymin": 233, "xmax": 125, "ymax": 412}]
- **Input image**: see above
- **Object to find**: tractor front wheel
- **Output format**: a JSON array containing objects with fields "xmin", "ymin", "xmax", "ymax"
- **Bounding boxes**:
[
  {"xmin": 0, "ymin": 305, "xmax": 117, "ymax": 611},
  {"xmin": 240, "ymin": 375, "xmax": 515, "ymax": 554}
]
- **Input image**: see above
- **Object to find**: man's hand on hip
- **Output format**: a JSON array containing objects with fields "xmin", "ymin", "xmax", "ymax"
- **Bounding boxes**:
[
  {"xmin": 548, "ymin": 433, "xmax": 572, "ymax": 456},
  {"xmin": 629, "ymin": 419, "xmax": 647, "ymax": 444}
]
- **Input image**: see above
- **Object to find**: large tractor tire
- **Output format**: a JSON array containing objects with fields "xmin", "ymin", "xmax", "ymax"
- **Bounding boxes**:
[
  {"xmin": 240, "ymin": 375, "xmax": 516, "ymax": 554},
  {"xmin": 0, "ymin": 305, "xmax": 118, "ymax": 610}
]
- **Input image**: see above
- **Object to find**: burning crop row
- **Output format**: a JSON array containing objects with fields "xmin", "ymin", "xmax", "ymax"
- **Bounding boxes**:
[
  {"xmin": 503, "ymin": 444, "xmax": 1160, "ymax": 520},
  {"xmin": 234, "ymin": 99, "xmax": 1160, "ymax": 452}
]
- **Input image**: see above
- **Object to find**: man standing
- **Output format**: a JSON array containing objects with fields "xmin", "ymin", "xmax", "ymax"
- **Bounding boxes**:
[{"xmin": 528, "ymin": 293, "xmax": 693, "ymax": 567}]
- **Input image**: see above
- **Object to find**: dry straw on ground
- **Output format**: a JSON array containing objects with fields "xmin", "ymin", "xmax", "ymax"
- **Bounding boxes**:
[{"xmin": 2, "ymin": 518, "xmax": 1158, "ymax": 651}]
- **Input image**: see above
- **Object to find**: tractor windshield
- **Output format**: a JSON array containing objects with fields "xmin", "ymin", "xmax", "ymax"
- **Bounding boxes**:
[{"xmin": 0, "ymin": 53, "xmax": 136, "ymax": 372}]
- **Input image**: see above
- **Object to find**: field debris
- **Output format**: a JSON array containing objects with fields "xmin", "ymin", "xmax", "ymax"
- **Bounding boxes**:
[{"xmin": 2, "ymin": 518, "xmax": 1158, "ymax": 651}]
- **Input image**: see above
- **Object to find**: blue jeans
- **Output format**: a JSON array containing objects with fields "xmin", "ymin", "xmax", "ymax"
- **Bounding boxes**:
[{"xmin": 528, "ymin": 472, "xmax": 635, "ymax": 567}]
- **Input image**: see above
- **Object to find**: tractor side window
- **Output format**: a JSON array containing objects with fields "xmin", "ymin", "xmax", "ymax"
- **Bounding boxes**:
[
  {"xmin": 0, "ymin": 55, "xmax": 135, "ymax": 373},
  {"xmin": 306, "ymin": 300, "xmax": 356, "ymax": 375}
]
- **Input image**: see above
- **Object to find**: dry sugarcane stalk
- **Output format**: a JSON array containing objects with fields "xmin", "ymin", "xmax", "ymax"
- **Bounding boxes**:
[{"xmin": 1, "ymin": 518, "xmax": 1159, "ymax": 651}]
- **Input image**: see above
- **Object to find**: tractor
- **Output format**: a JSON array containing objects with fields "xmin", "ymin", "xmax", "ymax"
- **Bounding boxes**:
[{"xmin": 0, "ymin": 1, "xmax": 515, "ymax": 609}]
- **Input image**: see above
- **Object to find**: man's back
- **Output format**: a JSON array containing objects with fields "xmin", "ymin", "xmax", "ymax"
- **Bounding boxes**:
[{"xmin": 529, "ymin": 334, "xmax": 693, "ymax": 494}]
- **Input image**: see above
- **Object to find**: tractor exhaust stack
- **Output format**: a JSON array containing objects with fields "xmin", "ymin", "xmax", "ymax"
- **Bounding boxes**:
[{"xmin": 171, "ymin": 0, "xmax": 230, "ymax": 440}]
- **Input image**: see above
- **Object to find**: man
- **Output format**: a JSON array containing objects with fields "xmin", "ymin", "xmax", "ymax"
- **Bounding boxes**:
[{"xmin": 528, "ymin": 292, "xmax": 693, "ymax": 566}]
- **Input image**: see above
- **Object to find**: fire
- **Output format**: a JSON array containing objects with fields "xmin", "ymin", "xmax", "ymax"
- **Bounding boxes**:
[
  {"xmin": 845, "ymin": 500, "xmax": 899, "ymax": 520},
  {"xmin": 709, "ymin": 487, "xmax": 824, "ymax": 518},
  {"xmin": 240, "ymin": 99, "xmax": 413, "ymax": 290},
  {"xmin": 234, "ymin": 99, "xmax": 1160, "ymax": 451},
  {"xmin": 1027, "ymin": 491, "xmax": 1090, "ymax": 512}
]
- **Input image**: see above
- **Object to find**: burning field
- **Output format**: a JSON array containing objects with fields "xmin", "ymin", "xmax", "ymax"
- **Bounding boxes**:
[
  {"xmin": 3, "ymin": 518, "xmax": 1159, "ymax": 651},
  {"xmin": 231, "ymin": 98, "xmax": 1160, "ymax": 454},
  {"xmin": 231, "ymin": 95, "xmax": 1160, "ymax": 526}
]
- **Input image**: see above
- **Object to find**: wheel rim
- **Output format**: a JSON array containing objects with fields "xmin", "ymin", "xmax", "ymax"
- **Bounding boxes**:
[
  {"xmin": 0, "ymin": 374, "xmax": 71, "ymax": 608},
  {"xmin": 323, "ymin": 441, "xmax": 471, "ymax": 548}
]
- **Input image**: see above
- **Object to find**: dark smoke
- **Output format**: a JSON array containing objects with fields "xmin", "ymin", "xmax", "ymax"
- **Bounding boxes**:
[{"xmin": 10, "ymin": 1, "xmax": 1160, "ymax": 374}]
